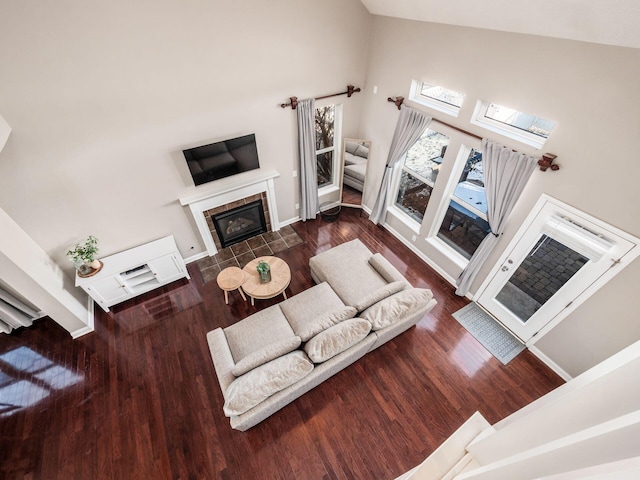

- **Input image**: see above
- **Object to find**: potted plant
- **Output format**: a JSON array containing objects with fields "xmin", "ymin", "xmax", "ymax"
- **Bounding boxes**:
[
  {"xmin": 67, "ymin": 235, "xmax": 100, "ymax": 275},
  {"xmin": 256, "ymin": 260, "xmax": 271, "ymax": 283}
]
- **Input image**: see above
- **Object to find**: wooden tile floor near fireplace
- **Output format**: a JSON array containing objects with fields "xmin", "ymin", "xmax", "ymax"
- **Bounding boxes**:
[{"xmin": 195, "ymin": 225, "xmax": 303, "ymax": 284}]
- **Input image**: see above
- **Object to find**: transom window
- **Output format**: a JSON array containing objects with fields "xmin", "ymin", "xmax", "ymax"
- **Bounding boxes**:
[
  {"xmin": 393, "ymin": 128, "xmax": 450, "ymax": 223},
  {"xmin": 409, "ymin": 80, "xmax": 465, "ymax": 117},
  {"xmin": 471, "ymin": 100, "xmax": 556, "ymax": 148},
  {"xmin": 436, "ymin": 147, "xmax": 491, "ymax": 259},
  {"xmin": 315, "ymin": 105, "xmax": 340, "ymax": 189}
]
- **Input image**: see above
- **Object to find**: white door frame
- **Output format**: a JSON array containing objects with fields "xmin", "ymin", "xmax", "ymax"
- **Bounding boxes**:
[{"xmin": 474, "ymin": 194, "xmax": 640, "ymax": 347}]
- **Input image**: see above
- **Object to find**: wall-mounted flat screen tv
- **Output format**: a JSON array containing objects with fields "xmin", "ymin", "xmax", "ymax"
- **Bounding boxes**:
[{"xmin": 183, "ymin": 133, "xmax": 260, "ymax": 186}]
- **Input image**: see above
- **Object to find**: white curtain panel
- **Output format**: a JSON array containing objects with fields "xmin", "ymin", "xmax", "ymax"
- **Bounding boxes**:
[
  {"xmin": 369, "ymin": 106, "xmax": 432, "ymax": 225},
  {"xmin": 455, "ymin": 138, "xmax": 538, "ymax": 296},
  {"xmin": 297, "ymin": 98, "xmax": 318, "ymax": 221}
]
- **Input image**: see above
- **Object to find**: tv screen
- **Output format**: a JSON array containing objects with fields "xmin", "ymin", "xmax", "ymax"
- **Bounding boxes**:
[{"xmin": 183, "ymin": 133, "xmax": 260, "ymax": 186}]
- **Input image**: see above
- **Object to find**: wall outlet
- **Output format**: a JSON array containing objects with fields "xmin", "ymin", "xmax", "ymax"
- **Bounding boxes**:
[
  {"xmin": 292, "ymin": 170, "xmax": 297, "ymax": 177},
  {"xmin": 411, "ymin": 235, "xmax": 417, "ymax": 242},
  {"xmin": 295, "ymin": 203, "xmax": 299, "ymax": 210},
  {"xmin": 373, "ymin": 85, "xmax": 378, "ymax": 94}
]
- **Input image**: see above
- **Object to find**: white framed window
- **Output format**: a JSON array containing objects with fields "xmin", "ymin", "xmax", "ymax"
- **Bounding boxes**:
[
  {"xmin": 471, "ymin": 100, "xmax": 556, "ymax": 149},
  {"xmin": 315, "ymin": 104, "xmax": 342, "ymax": 191},
  {"xmin": 409, "ymin": 80, "xmax": 465, "ymax": 117},
  {"xmin": 432, "ymin": 146, "xmax": 491, "ymax": 260},
  {"xmin": 390, "ymin": 128, "xmax": 450, "ymax": 228}
]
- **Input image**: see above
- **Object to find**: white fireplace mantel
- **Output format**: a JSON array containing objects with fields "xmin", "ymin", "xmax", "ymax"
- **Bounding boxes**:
[{"xmin": 179, "ymin": 169, "xmax": 281, "ymax": 256}]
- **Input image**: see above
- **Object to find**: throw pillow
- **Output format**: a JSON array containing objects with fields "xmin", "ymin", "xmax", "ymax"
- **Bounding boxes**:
[
  {"xmin": 361, "ymin": 288, "xmax": 435, "ymax": 331},
  {"xmin": 354, "ymin": 144, "xmax": 369, "ymax": 158},
  {"xmin": 345, "ymin": 141, "xmax": 359, "ymax": 154},
  {"xmin": 231, "ymin": 336, "xmax": 302, "ymax": 377},
  {"xmin": 223, "ymin": 351, "xmax": 314, "ymax": 417},
  {"xmin": 304, "ymin": 318, "xmax": 372, "ymax": 363},
  {"xmin": 288, "ymin": 305, "xmax": 357, "ymax": 342},
  {"xmin": 353, "ymin": 281, "xmax": 406, "ymax": 312}
]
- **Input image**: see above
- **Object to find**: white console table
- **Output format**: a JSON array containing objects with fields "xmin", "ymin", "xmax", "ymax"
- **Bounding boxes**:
[{"xmin": 75, "ymin": 235, "xmax": 190, "ymax": 312}]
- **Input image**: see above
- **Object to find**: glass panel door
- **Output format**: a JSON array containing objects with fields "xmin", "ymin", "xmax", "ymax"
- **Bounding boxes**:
[
  {"xmin": 477, "ymin": 197, "xmax": 636, "ymax": 343},
  {"xmin": 494, "ymin": 235, "xmax": 589, "ymax": 323}
]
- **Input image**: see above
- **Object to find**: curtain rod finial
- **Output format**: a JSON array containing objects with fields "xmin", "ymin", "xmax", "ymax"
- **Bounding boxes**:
[
  {"xmin": 538, "ymin": 153, "xmax": 559, "ymax": 171},
  {"xmin": 280, "ymin": 96, "xmax": 298, "ymax": 109},
  {"xmin": 387, "ymin": 96, "xmax": 404, "ymax": 110},
  {"xmin": 347, "ymin": 85, "xmax": 361, "ymax": 97}
]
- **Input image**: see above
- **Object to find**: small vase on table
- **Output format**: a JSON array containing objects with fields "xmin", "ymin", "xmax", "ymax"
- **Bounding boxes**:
[{"xmin": 256, "ymin": 261, "xmax": 271, "ymax": 283}]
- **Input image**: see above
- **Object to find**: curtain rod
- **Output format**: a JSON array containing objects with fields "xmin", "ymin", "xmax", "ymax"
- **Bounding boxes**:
[
  {"xmin": 281, "ymin": 85, "xmax": 361, "ymax": 110},
  {"xmin": 387, "ymin": 96, "xmax": 559, "ymax": 171},
  {"xmin": 387, "ymin": 96, "xmax": 482, "ymax": 140}
]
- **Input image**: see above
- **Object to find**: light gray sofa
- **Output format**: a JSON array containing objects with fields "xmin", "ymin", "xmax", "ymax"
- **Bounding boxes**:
[
  {"xmin": 206, "ymin": 239, "xmax": 437, "ymax": 431},
  {"xmin": 343, "ymin": 141, "xmax": 368, "ymax": 192}
]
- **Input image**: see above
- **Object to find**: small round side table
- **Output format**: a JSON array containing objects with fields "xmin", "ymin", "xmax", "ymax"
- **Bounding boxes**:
[{"xmin": 216, "ymin": 266, "xmax": 247, "ymax": 305}]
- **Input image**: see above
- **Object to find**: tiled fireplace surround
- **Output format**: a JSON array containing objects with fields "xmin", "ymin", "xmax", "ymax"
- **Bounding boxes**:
[
  {"xmin": 179, "ymin": 171, "xmax": 304, "ymax": 282},
  {"xmin": 204, "ymin": 192, "xmax": 271, "ymax": 251}
]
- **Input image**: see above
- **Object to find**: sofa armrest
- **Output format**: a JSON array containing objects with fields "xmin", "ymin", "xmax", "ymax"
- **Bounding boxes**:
[
  {"xmin": 369, "ymin": 253, "xmax": 412, "ymax": 287},
  {"xmin": 206, "ymin": 328, "xmax": 236, "ymax": 399}
]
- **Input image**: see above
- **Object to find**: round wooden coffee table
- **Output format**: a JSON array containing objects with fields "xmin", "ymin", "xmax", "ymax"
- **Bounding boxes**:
[
  {"xmin": 216, "ymin": 266, "xmax": 247, "ymax": 305},
  {"xmin": 242, "ymin": 256, "xmax": 291, "ymax": 306}
]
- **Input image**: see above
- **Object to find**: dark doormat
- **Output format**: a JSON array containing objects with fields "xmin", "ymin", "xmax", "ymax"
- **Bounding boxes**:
[
  {"xmin": 452, "ymin": 302, "xmax": 525, "ymax": 365},
  {"xmin": 195, "ymin": 225, "xmax": 304, "ymax": 284}
]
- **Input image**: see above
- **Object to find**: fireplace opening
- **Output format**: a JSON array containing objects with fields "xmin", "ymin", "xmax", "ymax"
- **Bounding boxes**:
[{"xmin": 212, "ymin": 199, "xmax": 268, "ymax": 248}]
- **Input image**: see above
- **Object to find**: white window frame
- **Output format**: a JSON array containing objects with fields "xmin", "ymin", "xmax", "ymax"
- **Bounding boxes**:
[
  {"xmin": 426, "ymin": 144, "xmax": 489, "ymax": 266},
  {"xmin": 388, "ymin": 128, "xmax": 448, "ymax": 233},
  {"xmin": 387, "ymin": 158, "xmax": 435, "ymax": 234},
  {"xmin": 409, "ymin": 80, "xmax": 464, "ymax": 118},
  {"xmin": 470, "ymin": 100, "xmax": 554, "ymax": 149},
  {"xmin": 315, "ymin": 103, "xmax": 342, "ymax": 195}
]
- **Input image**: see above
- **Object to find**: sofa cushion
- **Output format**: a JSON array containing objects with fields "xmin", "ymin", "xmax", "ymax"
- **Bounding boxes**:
[
  {"xmin": 353, "ymin": 280, "xmax": 406, "ymax": 312},
  {"xmin": 344, "ymin": 163, "xmax": 366, "ymax": 182},
  {"xmin": 291, "ymin": 306, "xmax": 357, "ymax": 342},
  {"xmin": 280, "ymin": 282, "xmax": 348, "ymax": 339},
  {"xmin": 345, "ymin": 141, "xmax": 359, "ymax": 155},
  {"xmin": 309, "ymin": 239, "xmax": 389, "ymax": 307},
  {"xmin": 354, "ymin": 144, "xmax": 369, "ymax": 159},
  {"xmin": 231, "ymin": 336, "xmax": 302, "ymax": 377},
  {"xmin": 223, "ymin": 351, "xmax": 314, "ymax": 417},
  {"xmin": 223, "ymin": 304, "xmax": 295, "ymax": 363},
  {"xmin": 304, "ymin": 318, "xmax": 372, "ymax": 363},
  {"xmin": 361, "ymin": 288, "xmax": 435, "ymax": 331}
]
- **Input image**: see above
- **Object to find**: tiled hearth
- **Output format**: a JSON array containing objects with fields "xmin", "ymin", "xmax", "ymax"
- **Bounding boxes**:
[{"xmin": 196, "ymin": 225, "xmax": 303, "ymax": 283}]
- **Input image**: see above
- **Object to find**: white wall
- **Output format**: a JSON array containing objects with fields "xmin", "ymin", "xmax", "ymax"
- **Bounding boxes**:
[
  {"xmin": 0, "ymin": 207, "xmax": 89, "ymax": 335},
  {"xmin": 0, "ymin": 0, "xmax": 371, "ymax": 264},
  {"xmin": 358, "ymin": 16, "xmax": 640, "ymax": 377}
]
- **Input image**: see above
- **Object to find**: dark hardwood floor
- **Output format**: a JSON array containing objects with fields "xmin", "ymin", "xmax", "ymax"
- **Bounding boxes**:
[
  {"xmin": 341, "ymin": 185, "xmax": 362, "ymax": 206},
  {"xmin": 0, "ymin": 208, "xmax": 564, "ymax": 479}
]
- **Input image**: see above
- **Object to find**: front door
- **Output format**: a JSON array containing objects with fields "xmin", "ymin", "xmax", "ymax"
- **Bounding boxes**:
[{"xmin": 476, "ymin": 196, "xmax": 638, "ymax": 343}]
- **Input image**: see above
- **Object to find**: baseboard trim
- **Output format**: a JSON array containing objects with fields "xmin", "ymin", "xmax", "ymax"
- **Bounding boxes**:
[
  {"xmin": 528, "ymin": 344, "xmax": 573, "ymax": 381},
  {"xmin": 184, "ymin": 251, "xmax": 209, "ymax": 264},
  {"xmin": 280, "ymin": 216, "xmax": 301, "ymax": 227},
  {"xmin": 71, "ymin": 325, "xmax": 94, "ymax": 338},
  {"xmin": 71, "ymin": 297, "xmax": 95, "ymax": 339},
  {"xmin": 382, "ymin": 222, "xmax": 459, "ymax": 287}
]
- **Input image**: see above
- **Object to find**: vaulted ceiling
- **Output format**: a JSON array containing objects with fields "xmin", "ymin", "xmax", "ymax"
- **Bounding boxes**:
[{"xmin": 359, "ymin": 0, "xmax": 640, "ymax": 49}]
